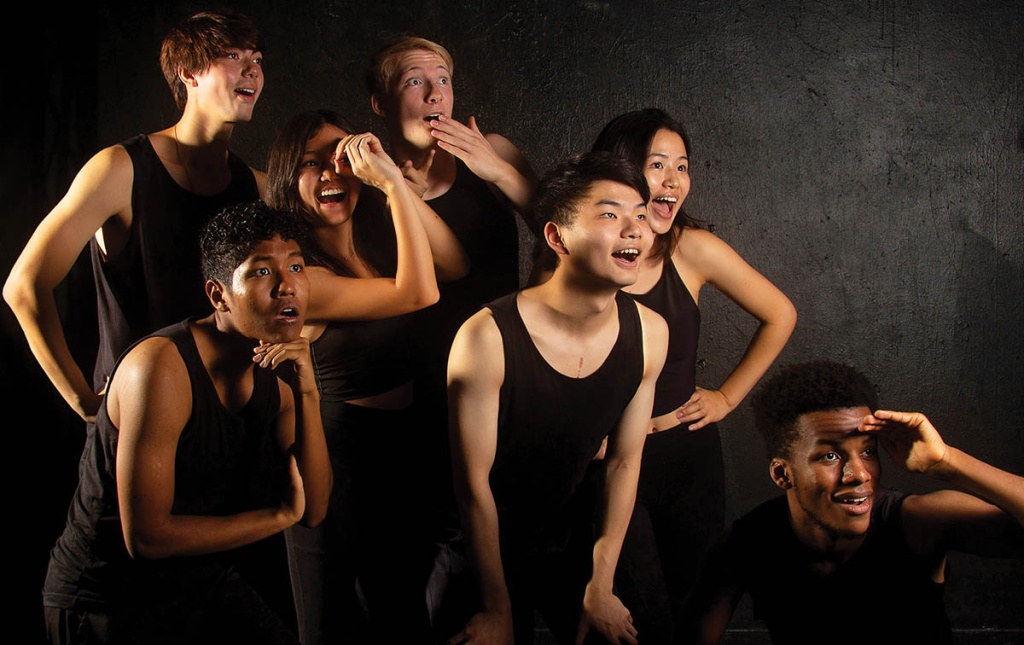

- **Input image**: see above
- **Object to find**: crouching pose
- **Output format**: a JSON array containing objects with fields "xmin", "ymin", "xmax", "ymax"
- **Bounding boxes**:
[
  {"xmin": 445, "ymin": 151, "xmax": 669, "ymax": 644},
  {"xmin": 41, "ymin": 202, "xmax": 331, "ymax": 645},
  {"xmin": 681, "ymin": 360, "xmax": 1024, "ymax": 645}
]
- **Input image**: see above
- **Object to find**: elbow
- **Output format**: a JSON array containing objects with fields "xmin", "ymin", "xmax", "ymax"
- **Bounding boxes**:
[
  {"xmin": 124, "ymin": 531, "xmax": 172, "ymax": 561},
  {"xmin": 2, "ymin": 270, "xmax": 31, "ymax": 316},
  {"xmin": 436, "ymin": 256, "xmax": 470, "ymax": 282}
]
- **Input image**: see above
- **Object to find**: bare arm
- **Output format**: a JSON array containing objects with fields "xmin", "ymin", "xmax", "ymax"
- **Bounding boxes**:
[
  {"xmin": 675, "ymin": 228, "xmax": 797, "ymax": 430},
  {"xmin": 447, "ymin": 311, "xmax": 514, "ymax": 645},
  {"xmin": 428, "ymin": 115, "xmax": 536, "ymax": 212},
  {"xmin": 4, "ymin": 145, "xmax": 133, "ymax": 421},
  {"xmin": 255, "ymin": 336, "xmax": 332, "ymax": 527},
  {"xmin": 861, "ymin": 410, "xmax": 1024, "ymax": 558},
  {"xmin": 306, "ymin": 133, "xmax": 440, "ymax": 321},
  {"xmin": 115, "ymin": 339, "xmax": 303, "ymax": 559},
  {"xmin": 577, "ymin": 305, "xmax": 668, "ymax": 645}
]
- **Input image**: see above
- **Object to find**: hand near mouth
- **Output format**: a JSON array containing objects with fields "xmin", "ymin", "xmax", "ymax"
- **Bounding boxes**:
[
  {"xmin": 254, "ymin": 336, "xmax": 316, "ymax": 395},
  {"xmin": 860, "ymin": 409, "xmax": 949, "ymax": 475},
  {"xmin": 428, "ymin": 115, "xmax": 514, "ymax": 186}
]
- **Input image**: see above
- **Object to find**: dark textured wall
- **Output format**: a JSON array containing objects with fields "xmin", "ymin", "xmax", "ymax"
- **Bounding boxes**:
[{"xmin": 6, "ymin": 1, "xmax": 1022, "ymax": 641}]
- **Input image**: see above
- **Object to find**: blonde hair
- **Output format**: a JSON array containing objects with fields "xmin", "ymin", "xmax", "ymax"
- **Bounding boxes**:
[{"xmin": 365, "ymin": 36, "xmax": 454, "ymax": 96}]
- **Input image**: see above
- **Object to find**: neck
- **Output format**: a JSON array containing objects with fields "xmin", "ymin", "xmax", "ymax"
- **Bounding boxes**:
[
  {"xmin": 526, "ymin": 272, "xmax": 619, "ymax": 331},
  {"xmin": 314, "ymin": 222, "xmax": 359, "ymax": 264},
  {"xmin": 200, "ymin": 314, "xmax": 256, "ymax": 374},
  {"xmin": 787, "ymin": 497, "xmax": 866, "ymax": 564},
  {"xmin": 173, "ymin": 108, "xmax": 235, "ymax": 155}
]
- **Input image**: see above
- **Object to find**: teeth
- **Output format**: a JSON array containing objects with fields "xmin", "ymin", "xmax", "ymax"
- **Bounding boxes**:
[
  {"xmin": 654, "ymin": 196, "xmax": 677, "ymax": 203},
  {"xmin": 615, "ymin": 249, "xmax": 640, "ymax": 257},
  {"xmin": 424, "ymin": 113, "xmax": 442, "ymax": 121},
  {"xmin": 319, "ymin": 188, "xmax": 346, "ymax": 198},
  {"xmin": 236, "ymin": 88, "xmax": 255, "ymax": 95}
]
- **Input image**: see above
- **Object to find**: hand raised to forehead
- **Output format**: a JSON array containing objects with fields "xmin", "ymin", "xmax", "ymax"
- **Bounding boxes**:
[
  {"xmin": 859, "ymin": 409, "xmax": 949, "ymax": 474},
  {"xmin": 335, "ymin": 132, "xmax": 403, "ymax": 191}
]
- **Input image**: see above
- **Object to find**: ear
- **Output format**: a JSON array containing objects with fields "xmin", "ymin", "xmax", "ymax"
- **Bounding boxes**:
[
  {"xmin": 370, "ymin": 93, "xmax": 388, "ymax": 119},
  {"xmin": 178, "ymin": 66, "xmax": 199, "ymax": 88},
  {"xmin": 206, "ymin": 279, "xmax": 229, "ymax": 312},
  {"xmin": 544, "ymin": 222, "xmax": 569, "ymax": 256},
  {"xmin": 770, "ymin": 458, "xmax": 792, "ymax": 490}
]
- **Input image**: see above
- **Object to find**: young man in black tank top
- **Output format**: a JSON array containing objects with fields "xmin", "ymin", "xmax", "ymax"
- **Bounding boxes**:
[
  {"xmin": 5, "ymin": 11, "xmax": 267, "ymax": 424},
  {"xmin": 446, "ymin": 152, "xmax": 669, "ymax": 644},
  {"xmin": 42, "ymin": 202, "xmax": 331, "ymax": 645}
]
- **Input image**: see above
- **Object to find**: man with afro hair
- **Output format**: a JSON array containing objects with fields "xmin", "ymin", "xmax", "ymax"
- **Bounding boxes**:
[{"xmin": 680, "ymin": 360, "xmax": 1024, "ymax": 644}]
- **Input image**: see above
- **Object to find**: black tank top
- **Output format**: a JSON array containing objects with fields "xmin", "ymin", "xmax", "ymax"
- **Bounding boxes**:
[
  {"xmin": 626, "ymin": 257, "xmax": 699, "ymax": 416},
  {"xmin": 486, "ymin": 290, "xmax": 644, "ymax": 539},
  {"xmin": 90, "ymin": 134, "xmax": 260, "ymax": 390},
  {"xmin": 43, "ymin": 320, "xmax": 283, "ymax": 610},
  {"xmin": 310, "ymin": 313, "xmax": 417, "ymax": 402}
]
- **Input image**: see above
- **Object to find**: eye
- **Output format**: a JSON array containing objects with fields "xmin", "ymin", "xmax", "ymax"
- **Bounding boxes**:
[
  {"xmin": 862, "ymin": 446, "xmax": 877, "ymax": 458},
  {"xmin": 636, "ymin": 212, "xmax": 647, "ymax": 221},
  {"xmin": 226, "ymin": 51, "xmax": 239, "ymax": 60},
  {"xmin": 253, "ymin": 56, "xmax": 263, "ymax": 66},
  {"xmin": 405, "ymin": 77, "xmax": 422, "ymax": 87},
  {"xmin": 289, "ymin": 263, "xmax": 304, "ymax": 273},
  {"xmin": 253, "ymin": 267, "xmax": 270, "ymax": 277},
  {"xmin": 301, "ymin": 159, "xmax": 319, "ymax": 168},
  {"xmin": 678, "ymin": 164, "xmax": 688, "ymax": 173},
  {"xmin": 438, "ymin": 76, "xmax": 449, "ymax": 85},
  {"xmin": 822, "ymin": 451, "xmax": 840, "ymax": 462},
  {"xmin": 650, "ymin": 161, "xmax": 664, "ymax": 170}
]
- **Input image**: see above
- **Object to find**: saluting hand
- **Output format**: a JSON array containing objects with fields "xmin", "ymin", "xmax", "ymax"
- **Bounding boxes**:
[{"xmin": 859, "ymin": 409, "xmax": 949, "ymax": 475}]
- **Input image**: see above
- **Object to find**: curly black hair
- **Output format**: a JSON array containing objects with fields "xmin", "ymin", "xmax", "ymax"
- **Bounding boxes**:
[
  {"xmin": 200, "ymin": 200, "xmax": 310, "ymax": 285},
  {"xmin": 752, "ymin": 360, "xmax": 879, "ymax": 459}
]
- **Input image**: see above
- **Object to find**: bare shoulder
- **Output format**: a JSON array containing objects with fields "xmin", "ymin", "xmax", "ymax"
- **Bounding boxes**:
[
  {"xmin": 453, "ymin": 307, "xmax": 502, "ymax": 353},
  {"xmin": 113, "ymin": 336, "xmax": 189, "ymax": 393},
  {"xmin": 675, "ymin": 226, "xmax": 735, "ymax": 264},
  {"xmin": 634, "ymin": 300, "xmax": 669, "ymax": 339}
]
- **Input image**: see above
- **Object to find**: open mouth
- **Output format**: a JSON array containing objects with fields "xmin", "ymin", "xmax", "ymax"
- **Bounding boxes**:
[
  {"xmin": 235, "ymin": 87, "xmax": 257, "ymax": 98},
  {"xmin": 278, "ymin": 306, "xmax": 300, "ymax": 322},
  {"xmin": 612, "ymin": 248, "xmax": 641, "ymax": 264},
  {"xmin": 423, "ymin": 113, "xmax": 443, "ymax": 122},
  {"xmin": 833, "ymin": 492, "xmax": 872, "ymax": 513},
  {"xmin": 317, "ymin": 187, "xmax": 347, "ymax": 204},
  {"xmin": 650, "ymin": 196, "xmax": 677, "ymax": 219}
]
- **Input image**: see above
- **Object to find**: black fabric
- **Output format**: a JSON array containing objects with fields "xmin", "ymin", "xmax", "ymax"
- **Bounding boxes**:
[
  {"xmin": 89, "ymin": 134, "xmax": 259, "ymax": 391},
  {"xmin": 625, "ymin": 257, "xmax": 699, "ymax": 417},
  {"xmin": 724, "ymin": 490, "xmax": 951, "ymax": 645},
  {"xmin": 611, "ymin": 255, "xmax": 725, "ymax": 643},
  {"xmin": 486, "ymin": 290, "xmax": 644, "ymax": 548},
  {"xmin": 42, "ymin": 320, "xmax": 292, "ymax": 644},
  {"xmin": 308, "ymin": 313, "xmax": 417, "ymax": 402}
]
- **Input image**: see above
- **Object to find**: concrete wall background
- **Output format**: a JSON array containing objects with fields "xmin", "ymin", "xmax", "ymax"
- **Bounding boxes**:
[{"xmin": 5, "ymin": 0, "xmax": 1022, "ymax": 641}]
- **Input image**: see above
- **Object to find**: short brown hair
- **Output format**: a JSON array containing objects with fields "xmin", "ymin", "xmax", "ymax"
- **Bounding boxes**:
[
  {"xmin": 160, "ymin": 11, "xmax": 263, "ymax": 110},
  {"xmin": 365, "ymin": 35, "xmax": 454, "ymax": 96}
]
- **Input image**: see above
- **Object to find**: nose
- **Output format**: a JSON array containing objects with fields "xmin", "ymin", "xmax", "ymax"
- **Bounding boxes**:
[
  {"xmin": 276, "ymin": 270, "xmax": 297, "ymax": 297},
  {"xmin": 242, "ymin": 57, "xmax": 260, "ymax": 79},
  {"xmin": 663, "ymin": 168, "xmax": 679, "ymax": 188},
  {"xmin": 426, "ymin": 81, "xmax": 441, "ymax": 104},
  {"xmin": 842, "ymin": 455, "xmax": 870, "ymax": 484},
  {"xmin": 623, "ymin": 216, "xmax": 643, "ymax": 240}
]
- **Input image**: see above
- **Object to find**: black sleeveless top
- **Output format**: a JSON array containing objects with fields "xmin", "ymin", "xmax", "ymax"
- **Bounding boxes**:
[
  {"xmin": 43, "ymin": 320, "xmax": 283, "ymax": 610},
  {"xmin": 310, "ymin": 313, "xmax": 417, "ymax": 402},
  {"xmin": 90, "ymin": 134, "xmax": 260, "ymax": 390},
  {"xmin": 486, "ymin": 291, "xmax": 644, "ymax": 540},
  {"xmin": 626, "ymin": 257, "xmax": 699, "ymax": 417},
  {"xmin": 422, "ymin": 158, "xmax": 521, "ymax": 357}
]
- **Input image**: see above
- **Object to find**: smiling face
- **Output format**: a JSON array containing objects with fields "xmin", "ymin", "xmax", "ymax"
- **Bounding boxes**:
[
  {"xmin": 218, "ymin": 235, "xmax": 308, "ymax": 344},
  {"xmin": 776, "ymin": 407, "xmax": 880, "ymax": 547},
  {"xmin": 189, "ymin": 47, "xmax": 263, "ymax": 122},
  {"xmin": 551, "ymin": 179, "xmax": 651, "ymax": 288},
  {"xmin": 644, "ymin": 128, "xmax": 690, "ymax": 235},
  {"xmin": 295, "ymin": 124, "xmax": 362, "ymax": 228},
  {"xmin": 373, "ymin": 48, "xmax": 454, "ymax": 150}
]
